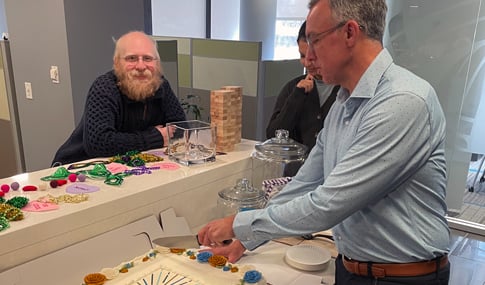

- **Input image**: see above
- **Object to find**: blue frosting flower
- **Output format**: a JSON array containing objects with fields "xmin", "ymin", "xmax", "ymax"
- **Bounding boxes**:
[
  {"xmin": 196, "ymin": 251, "xmax": 213, "ymax": 263},
  {"xmin": 243, "ymin": 270, "xmax": 262, "ymax": 283}
]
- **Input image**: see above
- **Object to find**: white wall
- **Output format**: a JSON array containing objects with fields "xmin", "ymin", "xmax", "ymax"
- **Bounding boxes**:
[
  {"xmin": 211, "ymin": 0, "xmax": 240, "ymax": 40},
  {"xmin": 152, "ymin": 0, "xmax": 206, "ymax": 37},
  {"xmin": 0, "ymin": 0, "xmax": 6, "ymax": 36}
]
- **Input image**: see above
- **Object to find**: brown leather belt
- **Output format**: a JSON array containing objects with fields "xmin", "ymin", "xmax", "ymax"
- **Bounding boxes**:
[{"xmin": 342, "ymin": 255, "xmax": 448, "ymax": 278}]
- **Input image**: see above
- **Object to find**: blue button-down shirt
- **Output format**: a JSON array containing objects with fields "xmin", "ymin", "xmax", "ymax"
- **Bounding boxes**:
[{"xmin": 234, "ymin": 49, "xmax": 450, "ymax": 263}]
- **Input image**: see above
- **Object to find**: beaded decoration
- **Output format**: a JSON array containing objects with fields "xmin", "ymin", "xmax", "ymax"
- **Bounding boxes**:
[
  {"xmin": 40, "ymin": 167, "xmax": 75, "ymax": 181},
  {"xmin": 77, "ymin": 164, "xmax": 130, "ymax": 186},
  {"xmin": 0, "ymin": 216, "xmax": 9, "ymax": 232},
  {"xmin": 0, "ymin": 203, "xmax": 24, "ymax": 221},
  {"xmin": 124, "ymin": 165, "xmax": 160, "ymax": 176},
  {"xmin": 5, "ymin": 196, "xmax": 29, "ymax": 209},
  {"xmin": 109, "ymin": 150, "xmax": 164, "ymax": 167},
  {"xmin": 37, "ymin": 193, "xmax": 88, "ymax": 204}
]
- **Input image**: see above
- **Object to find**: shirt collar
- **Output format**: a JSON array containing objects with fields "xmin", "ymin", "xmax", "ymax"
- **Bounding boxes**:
[
  {"xmin": 353, "ymin": 49, "xmax": 393, "ymax": 98},
  {"xmin": 336, "ymin": 48, "xmax": 393, "ymax": 102}
]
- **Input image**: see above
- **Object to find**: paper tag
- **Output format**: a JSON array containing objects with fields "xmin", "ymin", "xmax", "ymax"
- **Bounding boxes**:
[
  {"xmin": 151, "ymin": 162, "xmax": 180, "ymax": 171},
  {"xmin": 106, "ymin": 162, "xmax": 129, "ymax": 174},
  {"xmin": 23, "ymin": 201, "xmax": 59, "ymax": 212},
  {"xmin": 145, "ymin": 150, "xmax": 167, "ymax": 157},
  {"xmin": 66, "ymin": 183, "xmax": 100, "ymax": 194}
]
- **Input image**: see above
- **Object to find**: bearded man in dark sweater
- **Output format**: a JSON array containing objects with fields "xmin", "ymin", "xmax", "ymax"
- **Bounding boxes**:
[{"xmin": 52, "ymin": 31, "xmax": 186, "ymax": 166}]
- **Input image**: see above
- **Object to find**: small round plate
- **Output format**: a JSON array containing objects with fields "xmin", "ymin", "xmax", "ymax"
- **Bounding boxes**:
[{"xmin": 284, "ymin": 244, "xmax": 331, "ymax": 271}]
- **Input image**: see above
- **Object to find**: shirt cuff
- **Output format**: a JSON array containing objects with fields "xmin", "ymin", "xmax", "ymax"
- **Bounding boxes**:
[{"xmin": 233, "ymin": 210, "xmax": 267, "ymax": 251}]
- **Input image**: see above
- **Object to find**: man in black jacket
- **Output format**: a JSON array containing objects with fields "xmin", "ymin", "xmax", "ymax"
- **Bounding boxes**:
[
  {"xmin": 266, "ymin": 21, "xmax": 338, "ymax": 152},
  {"xmin": 52, "ymin": 31, "xmax": 186, "ymax": 166}
]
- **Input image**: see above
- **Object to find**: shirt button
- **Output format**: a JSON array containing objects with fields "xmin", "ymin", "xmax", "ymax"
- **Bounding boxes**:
[
  {"xmin": 344, "ymin": 121, "xmax": 349, "ymax": 125},
  {"xmin": 317, "ymin": 115, "xmax": 321, "ymax": 119}
]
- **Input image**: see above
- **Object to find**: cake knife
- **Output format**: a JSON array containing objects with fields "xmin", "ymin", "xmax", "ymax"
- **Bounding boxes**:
[{"xmin": 153, "ymin": 235, "xmax": 232, "ymax": 248}]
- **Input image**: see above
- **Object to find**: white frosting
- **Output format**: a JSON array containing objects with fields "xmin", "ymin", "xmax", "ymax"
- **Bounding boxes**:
[{"xmin": 96, "ymin": 246, "xmax": 266, "ymax": 285}]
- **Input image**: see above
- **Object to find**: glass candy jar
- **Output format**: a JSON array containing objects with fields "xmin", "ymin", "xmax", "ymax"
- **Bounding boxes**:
[
  {"xmin": 217, "ymin": 178, "xmax": 266, "ymax": 216},
  {"xmin": 251, "ymin": 129, "xmax": 308, "ymax": 188}
]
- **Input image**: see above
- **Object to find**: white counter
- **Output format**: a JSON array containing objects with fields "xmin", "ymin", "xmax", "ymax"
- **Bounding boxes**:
[{"xmin": 0, "ymin": 140, "xmax": 257, "ymax": 272}]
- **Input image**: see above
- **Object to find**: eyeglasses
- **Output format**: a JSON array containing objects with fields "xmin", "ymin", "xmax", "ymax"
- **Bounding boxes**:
[
  {"xmin": 306, "ymin": 21, "xmax": 347, "ymax": 50},
  {"xmin": 123, "ymin": 55, "xmax": 157, "ymax": 64}
]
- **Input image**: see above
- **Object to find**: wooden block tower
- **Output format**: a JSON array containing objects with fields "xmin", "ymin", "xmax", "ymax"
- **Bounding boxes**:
[
  {"xmin": 221, "ymin": 86, "xmax": 242, "ymax": 143},
  {"xmin": 210, "ymin": 86, "xmax": 242, "ymax": 152}
]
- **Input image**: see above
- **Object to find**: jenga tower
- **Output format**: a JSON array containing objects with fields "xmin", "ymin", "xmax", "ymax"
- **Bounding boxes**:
[
  {"xmin": 210, "ymin": 89, "xmax": 238, "ymax": 152},
  {"xmin": 221, "ymin": 86, "xmax": 242, "ymax": 143}
]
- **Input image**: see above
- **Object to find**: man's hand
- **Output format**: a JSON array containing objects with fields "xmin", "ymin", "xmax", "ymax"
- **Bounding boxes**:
[
  {"xmin": 204, "ymin": 239, "xmax": 247, "ymax": 263},
  {"xmin": 198, "ymin": 215, "xmax": 236, "ymax": 246},
  {"xmin": 156, "ymin": 125, "xmax": 175, "ymax": 147},
  {"xmin": 296, "ymin": 74, "xmax": 315, "ymax": 93}
]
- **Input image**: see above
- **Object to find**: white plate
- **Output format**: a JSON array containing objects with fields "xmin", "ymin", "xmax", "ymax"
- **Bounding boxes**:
[{"xmin": 284, "ymin": 244, "xmax": 331, "ymax": 271}]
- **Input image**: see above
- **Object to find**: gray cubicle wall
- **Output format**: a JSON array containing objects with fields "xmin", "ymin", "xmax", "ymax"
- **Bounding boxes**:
[
  {"xmin": 156, "ymin": 40, "xmax": 179, "ymax": 96},
  {"xmin": 154, "ymin": 37, "xmax": 304, "ymax": 141},
  {"xmin": 192, "ymin": 38, "xmax": 261, "ymax": 140},
  {"xmin": 260, "ymin": 59, "xmax": 303, "ymax": 140},
  {"xmin": 155, "ymin": 36, "xmax": 264, "ymax": 140}
]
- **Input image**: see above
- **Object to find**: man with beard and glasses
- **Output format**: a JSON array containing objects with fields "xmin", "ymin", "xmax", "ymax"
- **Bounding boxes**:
[{"xmin": 52, "ymin": 31, "xmax": 186, "ymax": 166}]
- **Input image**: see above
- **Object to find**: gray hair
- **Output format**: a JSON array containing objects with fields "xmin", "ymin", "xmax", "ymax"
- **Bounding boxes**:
[{"xmin": 308, "ymin": 0, "xmax": 387, "ymax": 42}]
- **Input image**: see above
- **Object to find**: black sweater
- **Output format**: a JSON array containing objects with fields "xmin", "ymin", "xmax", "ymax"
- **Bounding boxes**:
[
  {"xmin": 52, "ymin": 71, "xmax": 186, "ymax": 165},
  {"xmin": 266, "ymin": 74, "xmax": 338, "ymax": 152}
]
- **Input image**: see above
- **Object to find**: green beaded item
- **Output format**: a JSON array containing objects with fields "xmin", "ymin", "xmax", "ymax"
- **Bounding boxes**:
[
  {"xmin": 0, "ymin": 204, "xmax": 24, "ymax": 221},
  {"xmin": 78, "ymin": 164, "xmax": 111, "ymax": 180},
  {"xmin": 109, "ymin": 150, "xmax": 163, "ymax": 167},
  {"xmin": 6, "ymin": 196, "xmax": 29, "ymax": 209},
  {"xmin": 0, "ymin": 216, "xmax": 9, "ymax": 232},
  {"xmin": 41, "ymin": 167, "xmax": 74, "ymax": 181}
]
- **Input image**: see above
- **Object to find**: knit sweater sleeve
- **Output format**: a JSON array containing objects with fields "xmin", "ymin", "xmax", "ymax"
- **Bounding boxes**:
[{"xmin": 266, "ymin": 75, "xmax": 308, "ymax": 139}]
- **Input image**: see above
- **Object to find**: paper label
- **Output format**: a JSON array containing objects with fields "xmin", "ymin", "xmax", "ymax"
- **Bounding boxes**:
[
  {"xmin": 66, "ymin": 183, "xmax": 100, "ymax": 194},
  {"xmin": 23, "ymin": 201, "xmax": 59, "ymax": 212}
]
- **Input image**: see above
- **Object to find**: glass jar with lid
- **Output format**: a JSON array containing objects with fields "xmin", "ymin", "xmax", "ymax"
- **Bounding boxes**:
[
  {"xmin": 252, "ymin": 129, "xmax": 308, "ymax": 188},
  {"xmin": 217, "ymin": 178, "xmax": 266, "ymax": 217}
]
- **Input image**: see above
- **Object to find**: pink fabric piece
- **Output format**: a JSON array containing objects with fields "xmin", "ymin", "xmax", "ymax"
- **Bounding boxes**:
[
  {"xmin": 150, "ymin": 162, "xmax": 180, "ymax": 171},
  {"xmin": 23, "ymin": 201, "xmax": 59, "ymax": 212},
  {"xmin": 106, "ymin": 162, "xmax": 129, "ymax": 174}
]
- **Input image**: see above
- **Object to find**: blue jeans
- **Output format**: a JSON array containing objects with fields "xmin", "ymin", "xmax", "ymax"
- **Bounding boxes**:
[{"xmin": 335, "ymin": 255, "xmax": 450, "ymax": 285}]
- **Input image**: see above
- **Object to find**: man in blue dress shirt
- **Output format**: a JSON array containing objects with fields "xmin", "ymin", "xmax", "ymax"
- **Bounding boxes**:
[{"xmin": 198, "ymin": 0, "xmax": 450, "ymax": 284}]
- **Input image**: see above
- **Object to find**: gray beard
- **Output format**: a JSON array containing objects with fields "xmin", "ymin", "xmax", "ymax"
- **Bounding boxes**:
[
  {"xmin": 114, "ymin": 67, "xmax": 163, "ymax": 101},
  {"xmin": 117, "ymin": 77, "xmax": 161, "ymax": 101}
]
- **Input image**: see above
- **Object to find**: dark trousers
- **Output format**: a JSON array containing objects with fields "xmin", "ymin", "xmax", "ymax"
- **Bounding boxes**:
[{"xmin": 335, "ymin": 255, "xmax": 450, "ymax": 285}]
